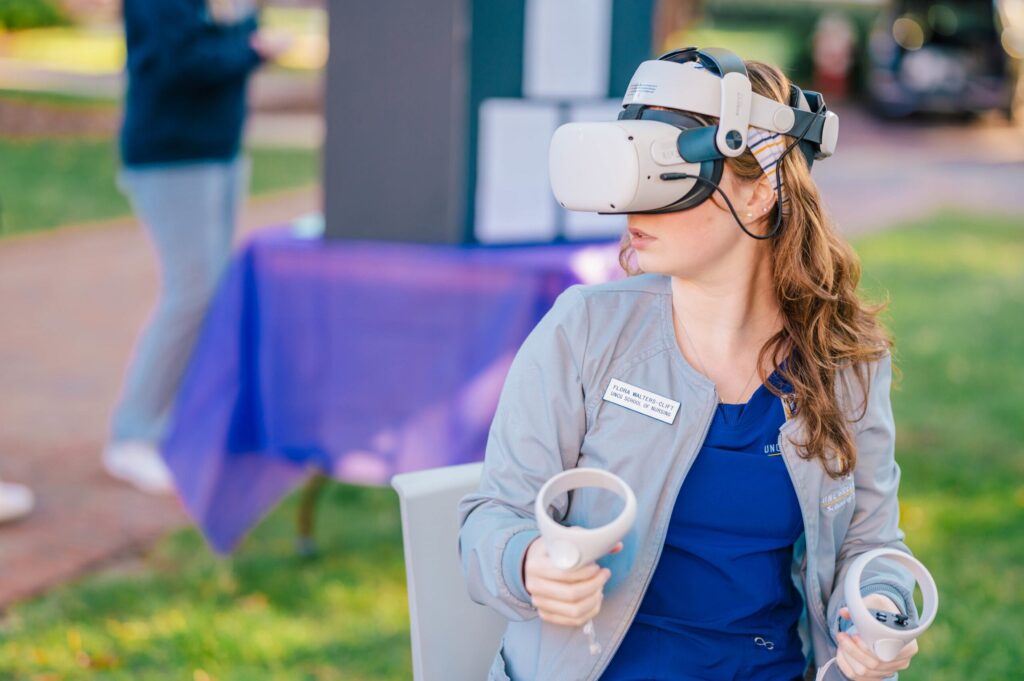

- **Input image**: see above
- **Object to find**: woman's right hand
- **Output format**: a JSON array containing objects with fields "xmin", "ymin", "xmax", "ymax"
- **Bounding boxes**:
[
  {"xmin": 250, "ymin": 30, "xmax": 292, "ymax": 62},
  {"xmin": 523, "ymin": 538, "xmax": 622, "ymax": 627}
]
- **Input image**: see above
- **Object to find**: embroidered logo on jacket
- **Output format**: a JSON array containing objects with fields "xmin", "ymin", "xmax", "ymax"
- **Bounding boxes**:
[{"xmin": 820, "ymin": 476, "xmax": 855, "ymax": 513}]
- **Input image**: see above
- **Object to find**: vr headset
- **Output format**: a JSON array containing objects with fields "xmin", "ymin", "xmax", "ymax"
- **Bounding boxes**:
[{"xmin": 549, "ymin": 46, "xmax": 839, "ymax": 218}]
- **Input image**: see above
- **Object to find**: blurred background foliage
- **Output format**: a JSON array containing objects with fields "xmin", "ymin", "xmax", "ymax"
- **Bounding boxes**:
[
  {"xmin": 0, "ymin": 2, "xmax": 323, "ymax": 238},
  {"xmin": 667, "ymin": 0, "xmax": 882, "ymax": 93},
  {"xmin": 0, "ymin": 0, "xmax": 68, "ymax": 31}
]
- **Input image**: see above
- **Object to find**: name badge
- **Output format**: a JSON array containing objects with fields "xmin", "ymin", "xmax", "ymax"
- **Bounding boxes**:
[{"xmin": 603, "ymin": 379, "xmax": 680, "ymax": 425}]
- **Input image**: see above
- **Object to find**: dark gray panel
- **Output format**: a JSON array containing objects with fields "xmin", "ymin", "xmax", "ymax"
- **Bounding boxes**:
[
  {"xmin": 610, "ymin": 0, "xmax": 656, "ymax": 97},
  {"xmin": 324, "ymin": 0, "xmax": 468, "ymax": 242},
  {"xmin": 463, "ymin": 0, "xmax": 527, "ymax": 242}
]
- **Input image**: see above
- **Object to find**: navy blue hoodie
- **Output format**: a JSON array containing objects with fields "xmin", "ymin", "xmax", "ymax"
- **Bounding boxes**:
[{"xmin": 120, "ymin": 0, "xmax": 263, "ymax": 166}]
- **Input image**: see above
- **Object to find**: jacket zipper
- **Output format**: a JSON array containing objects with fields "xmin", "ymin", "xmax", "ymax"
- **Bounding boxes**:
[{"xmin": 587, "ymin": 389, "xmax": 719, "ymax": 681}]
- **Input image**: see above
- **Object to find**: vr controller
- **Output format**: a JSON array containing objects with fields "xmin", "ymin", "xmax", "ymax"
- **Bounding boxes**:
[
  {"xmin": 534, "ymin": 468, "xmax": 637, "ymax": 571},
  {"xmin": 839, "ymin": 607, "xmax": 915, "ymax": 634},
  {"xmin": 817, "ymin": 548, "xmax": 939, "ymax": 680},
  {"xmin": 842, "ymin": 548, "xmax": 938, "ymax": 661},
  {"xmin": 535, "ymin": 468, "xmax": 637, "ymax": 654}
]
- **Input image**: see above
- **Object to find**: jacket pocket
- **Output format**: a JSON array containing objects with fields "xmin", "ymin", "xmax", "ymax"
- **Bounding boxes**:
[{"xmin": 487, "ymin": 641, "xmax": 513, "ymax": 681}]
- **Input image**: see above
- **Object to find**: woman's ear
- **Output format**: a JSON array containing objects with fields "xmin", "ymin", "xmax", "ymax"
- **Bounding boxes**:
[{"xmin": 746, "ymin": 172, "xmax": 777, "ymax": 218}]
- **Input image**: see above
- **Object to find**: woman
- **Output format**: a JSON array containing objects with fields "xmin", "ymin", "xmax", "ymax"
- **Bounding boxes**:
[
  {"xmin": 459, "ymin": 54, "xmax": 922, "ymax": 681},
  {"xmin": 104, "ymin": 0, "xmax": 288, "ymax": 493}
]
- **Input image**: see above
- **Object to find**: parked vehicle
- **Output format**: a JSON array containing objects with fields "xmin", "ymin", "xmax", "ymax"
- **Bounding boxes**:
[{"xmin": 866, "ymin": 0, "xmax": 1023, "ymax": 119}]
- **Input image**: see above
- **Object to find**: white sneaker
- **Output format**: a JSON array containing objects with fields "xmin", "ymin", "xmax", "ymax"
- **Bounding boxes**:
[
  {"xmin": 0, "ymin": 479, "xmax": 35, "ymax": 524},
  {"xmin": 103, "ymin": 441, "xmax": 175, "ymax": 495}
]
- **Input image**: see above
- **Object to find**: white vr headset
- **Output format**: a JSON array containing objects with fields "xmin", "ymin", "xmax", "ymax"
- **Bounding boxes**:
[{"xmin": 549, "ymin": 46, "xmax": 839, "ymax": 216}]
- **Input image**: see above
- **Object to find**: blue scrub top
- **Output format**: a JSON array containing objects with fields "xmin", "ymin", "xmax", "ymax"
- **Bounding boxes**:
[{"xmin": 603, "ymin": 373, "xmax": 806, "ymax": 681}]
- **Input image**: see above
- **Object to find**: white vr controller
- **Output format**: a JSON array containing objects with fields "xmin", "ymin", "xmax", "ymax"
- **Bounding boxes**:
[
  {"xmin": 817, "ymin": 548, "xmax": 938, "ymax": 680},
  {"xmin": 843, "ymin": 548, "xmax": 938, "ymax": 661},
  {"xmin": 534, "ymin": 468, "xmax": 637, "ymax": 656},
  {"xmin": 534, "ymin": 468, "xmax": 637, "ymax": 571}
]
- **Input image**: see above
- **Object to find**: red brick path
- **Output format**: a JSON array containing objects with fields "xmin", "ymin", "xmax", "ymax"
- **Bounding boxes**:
[{"xmin": 0, "ymin": 187, "xmax": 319, "ymax": 608}]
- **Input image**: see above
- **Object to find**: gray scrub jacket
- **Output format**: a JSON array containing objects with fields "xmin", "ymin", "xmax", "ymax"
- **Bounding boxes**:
[{"xmin": 458, "ymin": 273, "xmax": 919, "ymax": 681}]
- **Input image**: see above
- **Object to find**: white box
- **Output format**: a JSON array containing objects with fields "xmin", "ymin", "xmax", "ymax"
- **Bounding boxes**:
[
  {"xmin": 523, "ymin": 0, "xmax": 613, "ymax": 100},
  {"xmin": 475, "ymin": 98, "xmax": 561, "ymax": 243}
]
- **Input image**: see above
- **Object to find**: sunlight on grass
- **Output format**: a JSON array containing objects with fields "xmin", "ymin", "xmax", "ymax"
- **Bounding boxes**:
[
  {"xmin": 0, "ymin": 87, "xmax": 116, "ymax": 107},
  {"xmin": 857, "ymin": 212, "xmax": 1024, "ymax": 681},
  {"xmin": 0, "ymin": 484, "xmax": 412, "ymax": 680},
  {"xmin": 263, "ymin": 6, "xmax": 327, "ymax": 71},
  {"xmin": 0, "ymin": 6, "xmax": 326, "ymax": 74},
  {"xmin": 0, "ymin": 25, "xmax": 125, "ymax": 74},
  {"xmin": 667, "ymin": 27, "xmax": 797, "ymax": 67}
]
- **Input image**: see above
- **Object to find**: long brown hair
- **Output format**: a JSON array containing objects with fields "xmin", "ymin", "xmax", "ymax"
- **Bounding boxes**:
[{"xmin": 619, "ymin": 60, "xmax": 891, "ymax": 479}]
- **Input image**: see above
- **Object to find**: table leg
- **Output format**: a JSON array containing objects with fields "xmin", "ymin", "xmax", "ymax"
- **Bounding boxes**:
[{"xmin": 296, "ymin": 472, "xmax": 327, "ymax": 557}]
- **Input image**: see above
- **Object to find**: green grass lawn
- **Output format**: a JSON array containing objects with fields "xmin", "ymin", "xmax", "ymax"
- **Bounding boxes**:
[
  {"xmin": 0, "ymin": 7, "xmax": 325, "ymax": 74},
  {"xmin": 0, "ymin": 139, "xmax": 319, "ymax": 238},
  {"xmin": 0, "ymin": 484, "xmax": 410, "ymax": 681},
  {"xmin": 0, "ymin": 88, "xmax": 117, "ymax": 107},
  {"xmin": 856, "ymin": 213, "xmax": 1024, "ymax": 679},
  {"xmin": 0, "ymin": 212, "xmax": 1021, "ymax": 679}
]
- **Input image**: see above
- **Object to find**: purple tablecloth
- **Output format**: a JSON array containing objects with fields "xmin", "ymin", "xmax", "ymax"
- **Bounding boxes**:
[{"xmin": 163, "ymin": 227, "xmax": 620, "ymax": 552}]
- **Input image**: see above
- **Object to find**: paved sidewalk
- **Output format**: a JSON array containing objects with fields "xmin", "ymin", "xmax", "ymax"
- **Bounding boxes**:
[
  {"xmin": 813, "ymin": 107, "xmax": 1024, "ymax": 234},
  {"xmin": 0, "ymin": 61, "xmax": 323, "ymax": 146},
  {"xmin": 0, "ymin": 60, "xmax": 323, "ymax": 114},
  {"xmin": 0, "ymin": 187, "xmax": 319, "ymax": 608}
]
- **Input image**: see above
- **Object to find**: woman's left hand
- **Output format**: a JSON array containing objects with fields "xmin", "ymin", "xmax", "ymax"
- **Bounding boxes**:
[{"xmin": 835, "ymin": 595, "xmax": 919, "ymax": 680}]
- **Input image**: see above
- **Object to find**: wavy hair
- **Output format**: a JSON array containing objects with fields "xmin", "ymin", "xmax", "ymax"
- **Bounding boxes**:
[{"xmin": 619, "ymin": 60, "xmax": 892, "ymax": 479}]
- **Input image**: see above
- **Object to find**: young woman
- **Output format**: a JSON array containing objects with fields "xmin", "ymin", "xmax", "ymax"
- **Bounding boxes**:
[{"xmin": 459, "ymin": 54, "xmax": 922, "ymax": 681}]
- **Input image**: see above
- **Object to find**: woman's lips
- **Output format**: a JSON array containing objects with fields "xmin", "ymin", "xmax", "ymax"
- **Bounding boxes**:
[{"xmin": 629, "ymin": 227, "xmax": 655, "ymax": 248}]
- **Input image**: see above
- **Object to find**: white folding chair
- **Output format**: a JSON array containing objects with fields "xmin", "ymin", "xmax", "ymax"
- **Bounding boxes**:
[{"xmin": 392, "ymin": 462, "xmax": 508, "ymax": 681}]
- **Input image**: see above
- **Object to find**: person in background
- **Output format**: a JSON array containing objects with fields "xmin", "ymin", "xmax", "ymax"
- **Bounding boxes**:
[
  {"xmin": 0, "ymin": 477, "xmax": 34, "ymax": 524},
  {"xmin": 104, "ymin": 0, "xmax": 289, "ymax": 493}
]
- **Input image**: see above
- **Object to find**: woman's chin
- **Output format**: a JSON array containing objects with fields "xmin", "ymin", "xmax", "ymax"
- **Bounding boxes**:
[{"xmin": 634, "ymin": 253, "xmax": 669, "ymax": 276}]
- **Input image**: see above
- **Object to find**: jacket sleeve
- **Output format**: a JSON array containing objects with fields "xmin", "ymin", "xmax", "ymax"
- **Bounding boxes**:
[
  {"xmin": 457, "ymin": 286, "xmax": 590, "ymax": 621},
  {"xmin": 131, "ymin": 0, "xmax": 262, "ymax": 87},
  {"xmin": 825, "ymin": 353, "xmax": 921, "ymax": 652}
]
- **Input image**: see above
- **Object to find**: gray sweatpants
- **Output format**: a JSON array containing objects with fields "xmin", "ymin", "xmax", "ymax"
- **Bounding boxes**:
[{"xmin": 110, "ymin": 156, "xmax": 249, "ymax": 444}]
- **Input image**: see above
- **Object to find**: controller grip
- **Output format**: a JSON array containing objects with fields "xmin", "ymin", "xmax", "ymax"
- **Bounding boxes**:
[
  {"xmin": 874, "ymin": 637, "xmax": 905, "ymax": 662},
  {"xmin": 837, "ymin": 609, "xmax": 914, "ymax": 663}
]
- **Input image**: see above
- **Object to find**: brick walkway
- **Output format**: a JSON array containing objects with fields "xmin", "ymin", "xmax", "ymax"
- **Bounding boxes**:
[
  {"xmin": 0, "ymin": 187, "xmax": 319, "ymax": 608},
  {"xmin": 0, "ymin": 106, "xmax": 1021, "ymax": 610},
  {"xmin": 813, "ymin": 108, "xmax": 1024, "ymax": 234}
]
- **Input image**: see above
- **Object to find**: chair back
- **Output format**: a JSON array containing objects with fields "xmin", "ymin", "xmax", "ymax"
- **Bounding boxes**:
[{"xmin": 392, "ymin": 462, "xmax": 508, "ymax": 680}]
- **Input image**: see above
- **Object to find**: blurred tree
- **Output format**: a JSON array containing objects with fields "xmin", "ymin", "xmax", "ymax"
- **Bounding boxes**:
[
  {"xmin": 654, "ymin": 0, "xmax": 705, "ymax": 54},
  {"xmin": 0, "ymin": 0, "xmax": 68, "ymax": 30},
  {"xmin": 57, "ymin": 0, "xmax": 117, "ymax": 23}
]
